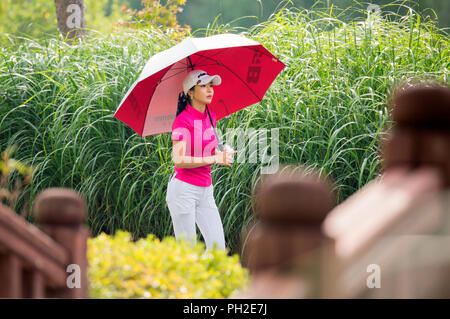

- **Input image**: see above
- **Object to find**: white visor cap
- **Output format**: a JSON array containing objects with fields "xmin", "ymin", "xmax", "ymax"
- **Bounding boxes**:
[{"xmin": 183, "ymin": 69, "xmax": 222, "ymax": 94}]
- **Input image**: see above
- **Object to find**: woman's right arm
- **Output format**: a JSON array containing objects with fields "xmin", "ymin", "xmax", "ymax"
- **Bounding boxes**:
[{"xmin": 172, "ymin": 140, "xmax": 235, "ymax": 168}]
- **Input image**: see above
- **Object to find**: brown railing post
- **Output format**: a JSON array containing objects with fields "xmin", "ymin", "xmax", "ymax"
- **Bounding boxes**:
[
  {"xmin": 22, "ymin": 269, "xmax": 45, "ymax": 298},
  {"xmin": 0, "ymin": 201, "xmax": 69, "ymax": 298},
  {"xmin": 32, "ymin": 188, "xmax": 90, "ymax": 298},
  {"xmin": 238, "ymin": 165, "xmax": 336, "ymax": 298},
  {"xmin": 0, "ymin": 253, "xmax": 22, "ymax": 298},
  {"xmin": 381, "ymin": 81, "xmax": 450, "ymax": 297},
  {"xmin": 382, "ymin": 81, "xmax": 450, "ymax": 186}
]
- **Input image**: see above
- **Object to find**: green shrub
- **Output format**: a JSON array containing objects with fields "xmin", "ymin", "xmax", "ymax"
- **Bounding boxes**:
[
  {"xmin": 0, "ymin": 144, "xmax": 35, "ymax": 219},
  {"xmin": 87, "ymin": 230, "xmax": 250, "ymax": 298}
]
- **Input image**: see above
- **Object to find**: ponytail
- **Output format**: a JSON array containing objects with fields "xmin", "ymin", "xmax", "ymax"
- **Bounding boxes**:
[{"xmin": 176, "ymin": 91, "xmax": 191, "ymax": 117}]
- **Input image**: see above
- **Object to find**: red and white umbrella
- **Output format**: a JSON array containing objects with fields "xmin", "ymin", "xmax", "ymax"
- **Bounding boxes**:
[{"xmin": 114, "ymin": 33, "xmax": 285, "ymax": 137}]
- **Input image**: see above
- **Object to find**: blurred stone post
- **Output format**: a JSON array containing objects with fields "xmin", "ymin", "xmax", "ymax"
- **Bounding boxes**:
[
  {"xmin": 238, "ymin": 165, "xmax": 336, "ymax": 298},
  {"xmin": 382, "ymin": 80, "xmax": 450, "ymax": 186},
  {"xmin": 381, "ymin": 80, "xmax": 450, "ymax": 297}
]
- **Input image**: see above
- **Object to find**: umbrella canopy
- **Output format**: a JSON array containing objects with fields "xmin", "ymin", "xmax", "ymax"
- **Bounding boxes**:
[{"xmin": 114, "ymin": 33, "xmax": 285, "ymax": 137}]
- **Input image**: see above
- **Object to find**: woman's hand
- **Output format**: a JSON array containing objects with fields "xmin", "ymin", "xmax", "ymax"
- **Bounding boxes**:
[{"xmin": 214, "ymin": 148, "xmax": 237, "ymax": 167}]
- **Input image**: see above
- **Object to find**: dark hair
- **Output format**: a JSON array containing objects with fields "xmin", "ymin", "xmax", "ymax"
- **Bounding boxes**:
[{"xmin": 176, "ymin": 87, "xmax": 194, "ymax": 117}]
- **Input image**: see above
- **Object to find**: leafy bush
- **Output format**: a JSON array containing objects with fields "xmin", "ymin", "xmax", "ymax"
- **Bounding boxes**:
[
  {"xmin": 0, "ymin": 145, "xmax": 35, "ymax": 218},
  {"xmin": 115, "ymin": 0, "xmax": 191, "ymax": 41},
  {"xmin": 87, "ymin": 230, "xmax": 250, "ymax": 298},
  {"xmin": 118, "ymin": 0, "xmax": 189, "ymax": 29}
]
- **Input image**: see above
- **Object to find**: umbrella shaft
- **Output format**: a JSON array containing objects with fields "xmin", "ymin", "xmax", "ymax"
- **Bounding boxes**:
[{"xmin": 214, "ymin": 126, "xmax": 224, "ymax": 152}]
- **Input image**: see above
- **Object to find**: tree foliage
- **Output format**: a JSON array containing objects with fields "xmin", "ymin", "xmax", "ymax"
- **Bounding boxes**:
[
  {"xmin": 0, "ymin": 0, "xmax": 128, "ymax": 44},
  {"xmin": 117, "ymin": 0, "xmax": 190, "ymax": 33}
]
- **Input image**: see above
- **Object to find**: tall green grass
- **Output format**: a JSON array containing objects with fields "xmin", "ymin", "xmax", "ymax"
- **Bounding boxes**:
[{"xmin": 1, "ymin": 1, "xmax": 448, "ymax": 256}]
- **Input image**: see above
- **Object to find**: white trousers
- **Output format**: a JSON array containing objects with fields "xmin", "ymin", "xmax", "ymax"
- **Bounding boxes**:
[{"xmin": 165, "ymin": 173, "xmax": 226, "ymax": 251}]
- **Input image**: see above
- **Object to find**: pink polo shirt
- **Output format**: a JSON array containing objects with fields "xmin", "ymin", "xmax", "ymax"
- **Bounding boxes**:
[{"xmin": 171, "ymin": 104, "xmax": 218, "ymax": 187}]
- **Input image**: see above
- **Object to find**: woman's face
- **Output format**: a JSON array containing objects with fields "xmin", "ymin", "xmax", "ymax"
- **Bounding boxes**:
[{"xmin": 189, "ymin": 82, "xmax": 214, "ymax": 105}]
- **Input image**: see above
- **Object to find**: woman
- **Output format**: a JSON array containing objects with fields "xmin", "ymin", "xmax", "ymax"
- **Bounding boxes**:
[{"xmin": 165, "ymin": 69, "xmax": 237, "ymax": 251}]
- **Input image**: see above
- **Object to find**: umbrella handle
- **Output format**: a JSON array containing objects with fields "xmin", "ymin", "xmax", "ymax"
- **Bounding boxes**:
[{"xmin": 206, "ymin": 105, "xmax": 224, "ymax": 152}]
